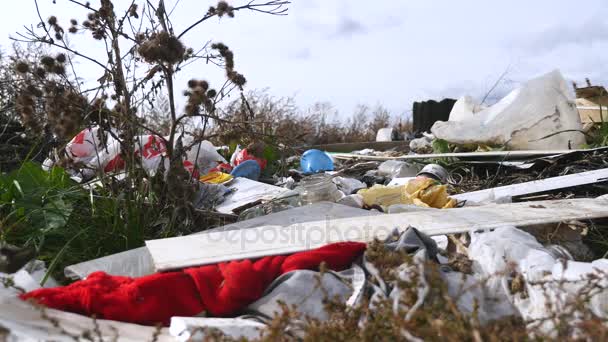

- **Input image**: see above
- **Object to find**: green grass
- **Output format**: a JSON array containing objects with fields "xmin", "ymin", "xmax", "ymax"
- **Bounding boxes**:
[{"xmin": 0, "ymin": 162, "xmax": 170, "ymax": 284}]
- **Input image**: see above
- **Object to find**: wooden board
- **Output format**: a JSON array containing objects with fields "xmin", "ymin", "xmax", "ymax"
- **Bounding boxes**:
[
  {"xmin": 452, "ymin": 168, "xmax": 608, "ymax": 203},
  {"xmin": 146, "ymin": 198, "xmax": 608, "ymax": 271},
  {"xmin": 304, "ymin": 141, "xmax": 408, "ymax": 153},
  {"xmin": 577, "ymin": 98, "xmax": 608, "ymax": 124},
  {"xmin": 330, "ymin": 149, "xmax": 588, "ymax": 162}
]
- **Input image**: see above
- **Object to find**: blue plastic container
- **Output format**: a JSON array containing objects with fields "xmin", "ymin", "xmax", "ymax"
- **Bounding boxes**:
[
  {"xmin": 300, "ymin": 149, "xmax": 334, "ymax": 174},
  {"xmin": 230, "ymin": 159, "xmax": 261, "ymax": 181}
]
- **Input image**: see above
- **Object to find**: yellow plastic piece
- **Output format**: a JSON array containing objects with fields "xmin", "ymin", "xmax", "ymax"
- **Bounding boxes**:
[
  {"xmin": 357, "ymin": 176, "xmax": 457, "ymax": 210},
  {"xmin": 199, "ymin": 172, "xmax": 233, "ymax": 184},
  {"xmin": 358, "ymin": 185, "xmax": 405, "ymax": 207}
]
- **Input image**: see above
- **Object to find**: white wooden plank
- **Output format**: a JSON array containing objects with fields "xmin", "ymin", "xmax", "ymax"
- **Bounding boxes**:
[
  {"xmin": 452, "ymin": 168, "xmax": 608, "ymax": 203},
  {"xmin": 215, "ymin": 178, "xmax": 289, "ymax": 214},
  {"xmin": 146, "ymin": 198, "xmax": 608, "ymax": 271},
  {"xmin": 330, "ymin": 149, "xmax": 586, "ymax": 162}
]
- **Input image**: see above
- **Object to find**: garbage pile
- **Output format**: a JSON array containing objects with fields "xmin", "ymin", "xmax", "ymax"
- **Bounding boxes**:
[{"xmin": 2, "ymin": 70, "xmax": 608, "ymax": 341}]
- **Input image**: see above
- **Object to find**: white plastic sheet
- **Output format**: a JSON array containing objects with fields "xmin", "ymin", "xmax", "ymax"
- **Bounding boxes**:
[
  {"xmin": 431, "ymin": 70, "xmax": 586, "ymax": 150},
  {"xmin": 468, "ymin": 226, "xmax": 608, "ymax": 335}
]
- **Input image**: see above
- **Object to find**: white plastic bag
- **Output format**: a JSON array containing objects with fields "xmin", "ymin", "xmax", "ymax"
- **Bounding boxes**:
[
  {"xmin": 431, "ymin": 70, "xmax": 586, "ymax": 150},
  {"xmin": 184, "ymin": 139, "xmax": 227, "ymax": 175},
  {"xmin": 448, "ymin": 95, "xmax": 487, "ymax": 122}
]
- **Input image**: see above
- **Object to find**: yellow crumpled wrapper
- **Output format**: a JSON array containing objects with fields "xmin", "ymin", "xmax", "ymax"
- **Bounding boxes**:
[
  {"xmin": 358, "ymin": 177, "xmax": 456, "ymax": 210},
  {"xmin": 199, "ymin": 171, "xmax": 233, "ymax": 184}
]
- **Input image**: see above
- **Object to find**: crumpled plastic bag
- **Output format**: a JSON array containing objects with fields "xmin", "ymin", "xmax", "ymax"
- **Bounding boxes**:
[
  {"xmin": 468, "ymin": 226, "xmax": 608, "ymax": 336},
  {"xmin": 56, "ymin": 127, "xmax": 226, "ymax": 180},
  {"xmin": 332, "ymin": 176, "xmax": 366, "ymax": 195},
  {"xmin": 233, "ymin": 148, "xmax": 267, "ymax": 171},
  {"xmin": 182, "ymin": 136, "xmax": 228, "ymax": 175},
  {"xmin": 358, "ymin": 177, "xmax": 456, "ymax": 210},
  {"xmin": 431, "ymin": 70, "xmax": 586, "ymax": 150},
  {"xmin": 402, "ymin": 177, "xmax": 456, "ymax": 209}
]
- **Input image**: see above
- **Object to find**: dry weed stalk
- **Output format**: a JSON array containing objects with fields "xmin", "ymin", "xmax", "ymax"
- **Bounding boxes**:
[{"xmin": 7, "ymin": 0, "xmax": 290, "ymax": 230}]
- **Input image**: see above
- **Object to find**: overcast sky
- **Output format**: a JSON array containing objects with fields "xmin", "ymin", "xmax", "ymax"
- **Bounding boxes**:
[{"xmin": 1, "ymin": 0, "xmax": 607, "ymax": 120}]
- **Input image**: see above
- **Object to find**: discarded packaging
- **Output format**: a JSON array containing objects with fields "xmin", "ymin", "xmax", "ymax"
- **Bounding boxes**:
[
  {"xmin": 55, "ymin": 126, "xmax": 227, "ymax": 179},
  {"xmin": 378, "ymin": 160, "xmax": 420, "ymax": 178},
  {"xmin": 332, "ymin": 176, "xmax": 366, "ymax": 195},
  {"xmin": 233, "ymin": 147, "xmax": 267, "ymax": 170},
  {"xmin": 300, "ymin": 149, "xmax": 334, "ymax": 174},
  {"xmin": 199, "ymin": 172, "xmax": 233, "ymax": 184},
  {"xmin": 376, "ymin": 127, "xmax": 395, "ymax": 142},
  {"xmin": 215, "ymin": 178, "xmax": 289, "ymax": 214},
  {"xmin": 431, "ymin": 70, "xmax": 586, "ymax": 150},
  {"xmin": 417, "ymin": 163, "xmax": 448, "ymax": 183},
  {"xmin": 448, "ymin": 95, "xmax": 486, "ymax": 122},
  {"xmin": 296, "ymin": 174, "xmax": 342, "ymax": 205},
  {"xmin": 230, "ymin": 159, "xmax": 261, "ymax": 180},
  {"xmin": 358, "ymin": 178, "xmax": 456, "ymax": 210},
  {"xmin": 409, "ymin": 134, "xmax": 434, "ymax": 154}
]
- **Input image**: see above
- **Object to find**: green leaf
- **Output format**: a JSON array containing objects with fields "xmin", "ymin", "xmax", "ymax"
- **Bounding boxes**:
[
  {"xmin": 432, "ymin": 139, "xmax": 450, "ymax": 154},
  {"xmin": 41, "ymin": 197, "xmax": 73, "ymax": 232}
]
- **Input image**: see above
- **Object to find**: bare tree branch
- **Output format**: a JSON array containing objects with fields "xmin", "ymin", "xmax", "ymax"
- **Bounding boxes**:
[{"xmin": 177, "ymin": 0, "xmax": 290, "ymax": 39}]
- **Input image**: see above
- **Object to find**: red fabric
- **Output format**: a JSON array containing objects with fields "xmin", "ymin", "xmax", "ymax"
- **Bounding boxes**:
[
  {"xmin": 234, "ymin": 149, "xmax": 267, "ymax": 170},
  {"xmin": 21, "ymin": 242, "xmax": 366, "ymax": 326}
]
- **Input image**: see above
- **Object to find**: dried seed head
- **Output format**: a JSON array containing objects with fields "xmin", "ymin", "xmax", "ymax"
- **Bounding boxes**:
[
  {"xmin": 93, "ymin": 30, "xmax": 104, "ymax": 40},
  {"xmin": 52, "ymin": 64, "xmax": 66, "ymax": 75},
  {"xmin": 70, "ymin": 19, "xmax": 78, "ymax": 25},
  {"xmin": 48, "ymin": 16, "xmax": 58, "ymax": 26},
  {"xmin": 187, "ymin": 79, "xmax": 198, "ymax": 88},
  {"xmin": 56, "ymin": 53, "xmax": 67, "ymax": 63},
  {"xmin": 215, "ymin": 1, "xmax": 234, "ymax": 17},
  {"xmin": 217, "ymin": 1, "xmax": 229, "ymax": 11},
  {"xmin": 128, "ymin": 4, "xmax": 139, "ymax": 18},
  {"xmin": 55, "ymin": 32, "xmax": 63, "ymax": 40},
  {"xmin": 15, "ymin": 61, "xmax": 29, "ymax": 74},
  {"xmin": 35, "ymin": 67, "xmax": 46, "ymax": 78},
  {"xmin": 198, "ymin": 80, "xmax": 209, "ymax": 90},
  {"xmin": 227, "ymin": 71, "xmax": 246, "ymax": 87},
  {"xmin": 137, "ymin": 31, "xmax": 186, "ymax": 64},
  {"xmin": 207, "ymin": 89, "xmax": 217, "ymax": 98},
  {"xmin": 211, "ymin": 42, "xmax": 228, "ymax": 51},
  {"xmin": 69, "ymin": 26, "xmax": 78, "ymax": 33},
  {"xmin": 40, "ymin": 56, "xmax": 55, "ymax": 67},
  {"xmin": 82, "ymin": 20, "xmax": 91, "ymax": 28}
]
